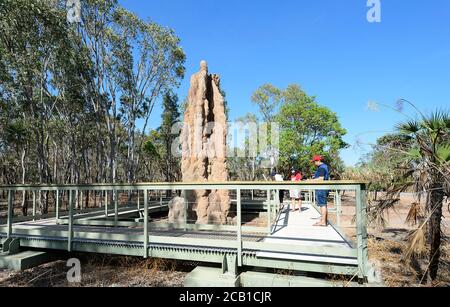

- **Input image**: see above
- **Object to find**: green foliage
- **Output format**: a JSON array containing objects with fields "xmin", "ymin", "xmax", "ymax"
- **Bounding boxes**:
[
  {"xmin": 143, "ymin": 138, "xmax": 160, "ymax": 158},
  {"xmin": 160, "ymin": 92, "xmax": 181, "ymax": 137},
  {"xmin": 4, "ymin": 120, "xmax": 30, "ymax": 145},
  {"xmin": 228, "ymin": 113, "xmax": 264, "ymax": 181},
  {"xmin": 144, "ymin": 92, "xmax": 182, "ymax": 182},
  {"xmin": 251, "ymin": 84, "xmax": 282, "ymax": 122},
  {"xmin": 357, "ymin": 107, "xmax": 449, "ymax": 281},
  {"xmin": 0, "ymin": 0, "xmax": 185, "ymax": 184},
  {"xmin": 351, "ymin": 133, "xmax": 413, "ymax": 192},
  {"xmin": 274, "ymin": 84, "xmax": 347, "ymax": 177},
  {"xmin": 249, "ymin": 84, "xmax": 347, "ymax": 178}
]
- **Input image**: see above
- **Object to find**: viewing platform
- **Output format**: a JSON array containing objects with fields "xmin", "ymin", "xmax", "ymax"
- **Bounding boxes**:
[{"xmin": 0, "ymin": 181, "xmax": 372, "ymax": 287}]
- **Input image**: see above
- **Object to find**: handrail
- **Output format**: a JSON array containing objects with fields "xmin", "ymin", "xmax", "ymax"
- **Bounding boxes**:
[
  {"xmin": 0, "ymin": 180, "xmax": 367, "ymax": 189},
  {"xmin": 0, "ymin": 180, "xmax": 368, "ymax": 189},
  {"xmin": 0, "ymin": 181, "xmax": 368, "ymax": 281}
]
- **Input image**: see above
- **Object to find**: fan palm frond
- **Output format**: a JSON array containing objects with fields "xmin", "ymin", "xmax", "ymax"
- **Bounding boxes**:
[
  {"xmin": 396, "ymin": 120, "xmax": 420, "ymax": 135},
  {"xmin": 444, "ymin": 113, "xmax": 450, "ymax": 130},
  {"xmin": 422, "ymin": 109, "xmax": 448, "ymax": 131},
  {"xmin": 407, "ymin": 148, "xmax": 421, "ymax": 160},
  {"xmin": 436, "ymin": 144, "xmax": 450, "ymax": 164}
]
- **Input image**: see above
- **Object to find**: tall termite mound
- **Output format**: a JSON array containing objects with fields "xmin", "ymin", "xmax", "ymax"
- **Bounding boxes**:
[{"xmin": 179, "ymin": 60, "xmax": 230, "ymax": 225}]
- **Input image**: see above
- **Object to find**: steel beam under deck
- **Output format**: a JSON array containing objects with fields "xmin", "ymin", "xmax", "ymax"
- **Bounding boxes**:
[{"xmin": 0, "ymin": 221, "xmax": 359, "ymax": 277}]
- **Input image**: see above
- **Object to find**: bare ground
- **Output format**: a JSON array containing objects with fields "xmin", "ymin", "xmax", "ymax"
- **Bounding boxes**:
[
  {"xmin": 0, "ymin": 254, "xmax": 195, "ymax": 287},
  {"xmin": 333, "ymin": 192, "xmax": 450, "ymax": 287}
]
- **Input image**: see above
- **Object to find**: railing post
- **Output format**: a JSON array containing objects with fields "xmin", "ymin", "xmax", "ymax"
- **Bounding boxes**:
[
  {"xmin": 237, "ymin": 188, "xmax": 242, "ymax": 267},
  {"xmin": 32, "ymin": 190, "xmax": 36, "ymax": 221},
  {"xmin": 7, "ymin": 190, "xmax": 13, "ymax": 239},
  {"xmin": 144, "ymin": 189, "xmax": 149, "ymax": 258},
  {"xmin": 276, "ymin": 189, "xmax": 280, "ymax": 214},
  {"xmin": 80, "ymin": 190, "xmax": 83, "ymax": 211},
  {"xmin": 114, "ymin": 190, "xmax": 118, "ymax": 227},
  {"xmin": 137, "ymin": 190, "xmax": 140, "ymax": 212},
  {"xmin": 184, "ymin": 199, "xmax": 189, "ymax": 231},
  {"xmin": 267, "ymin": 189, "xmax": 271, "ymax": 234},
  {"xmin": 105, "ymin": 191, "xmax": 108, "ymax": 219},
  {"xmin": 356, "ymin": 184, "xmax": 368, "ymax": 282},
  {"xmin": 336, "ymin": 190, "xmax": 341, "ymax": 228},
  {"xmin": 68, "ymin": 189, "xmax": 74, "ymax": 252},
  {"xmin": 56, "ymin": 190, "xmax": 60, "ymax": 220}
]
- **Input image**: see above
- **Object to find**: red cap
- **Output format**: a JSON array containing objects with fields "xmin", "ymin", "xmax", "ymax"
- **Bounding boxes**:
[{"xmin": 312, "ymin": 155, "xmax": 323, "ymax": 163}]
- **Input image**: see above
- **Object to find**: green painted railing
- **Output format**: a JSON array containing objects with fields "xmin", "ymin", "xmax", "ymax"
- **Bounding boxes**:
[{"xmin": 0, "ymin": 181, "xmax": 369, "ymax": 281}]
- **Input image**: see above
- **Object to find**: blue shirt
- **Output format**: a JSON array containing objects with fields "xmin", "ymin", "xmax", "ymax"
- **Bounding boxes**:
[
  {"xmin": 314, "ymin": 164, "xmax": 330, "ymax": 181},
  {"xmin": 314, "ymin": 163, "xmax": 330, "ymax": 198}
]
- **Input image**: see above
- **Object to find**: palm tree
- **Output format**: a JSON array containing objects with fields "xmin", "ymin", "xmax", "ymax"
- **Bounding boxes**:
[{"xmin": 392, "ymin": 109, "xmax": 450, "ymax": 281}]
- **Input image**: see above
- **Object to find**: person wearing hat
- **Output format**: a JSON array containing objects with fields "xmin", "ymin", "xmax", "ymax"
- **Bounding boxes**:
[
  {"xmin": 310, "ymin": 155, "xmax": 330, "ymax": 226},
  {"xmin": 289, "ymin": 168, "xmax": 303, "ymax": 212}
]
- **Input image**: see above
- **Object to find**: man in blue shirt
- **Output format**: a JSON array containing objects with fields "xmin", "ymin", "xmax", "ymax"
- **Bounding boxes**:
[{"xmin": 311, "ymin": 155, "xmax": 330, "ymax": 227}]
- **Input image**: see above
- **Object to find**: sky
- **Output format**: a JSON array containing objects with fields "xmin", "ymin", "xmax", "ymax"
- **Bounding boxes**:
[{"xmin": 119, "ymin": 0, "xmax": 450, "ymax": 166}]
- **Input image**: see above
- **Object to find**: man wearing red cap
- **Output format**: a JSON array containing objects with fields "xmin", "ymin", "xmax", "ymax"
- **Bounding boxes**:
[{"xmin": 310, "ymin": 155, "xmax": 330, "ymax": 226}]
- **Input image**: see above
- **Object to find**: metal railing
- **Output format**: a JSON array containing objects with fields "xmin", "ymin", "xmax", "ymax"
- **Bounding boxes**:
[{"xmin": 0, "ymin": 181, "xmax": 369, "ymax": 281}]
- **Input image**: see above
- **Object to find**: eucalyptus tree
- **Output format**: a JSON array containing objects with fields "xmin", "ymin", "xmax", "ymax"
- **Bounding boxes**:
[
  {"xmin": 229, "ymin": 113, "xmax": 262, "ymax": 181},
  {"xmin": 0, "ymin": 0, "xmax": 185, "ymax": 195},
  {"xmin": 252, "ymin": 84, "xmax": 347, "ymax": 176},
  {"xmin": 251, "ymin": 84, "xmax": 282, "ymax": 123},
  {"xmin": 78, "ymin": 0, "xmax": 185, "ymax": 183},
  {"xmin": 0, "ymin": 0, "xmax": 89, "ymax": 212},
  {"xmin": 157, "ymin": 92, "xmax": 182, "ymax": 183},
  {"xmin": 109, "ymin": 9, "xmax": 185, "ymax": 183}
]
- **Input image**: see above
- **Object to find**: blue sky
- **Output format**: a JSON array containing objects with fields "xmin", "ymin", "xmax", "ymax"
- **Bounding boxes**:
[{"xmin": 119, "ymin": 0, "xmax": 450, "ymax": 166}]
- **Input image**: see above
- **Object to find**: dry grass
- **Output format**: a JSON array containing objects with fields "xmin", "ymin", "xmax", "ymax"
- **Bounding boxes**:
[
  {"xmin": 368, "ymin": 236, "xmax": 450, "ymax": 287},
  {"xmin": 0, "ymin": 254, "xmax": 196, "ymax": 287},
  {"xmin": 405, "ymin": 228, "xmax": 427, "ymax": 260},
  {"xmin": 2, "ymin": 238, "xmax": 449, "ymax": 287}
]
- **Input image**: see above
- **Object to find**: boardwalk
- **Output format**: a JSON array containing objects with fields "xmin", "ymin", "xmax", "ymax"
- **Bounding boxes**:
[
  {"xmin": 258, "ymin": 203, "xmax": 357, "ymax": 265},
  {"xmin": 2, "ymin": 202, "xmax": 357, "ymax": 267},
  {"xmin": 1, "ymin": 181, "xmax": 368, "ymax": 280}
]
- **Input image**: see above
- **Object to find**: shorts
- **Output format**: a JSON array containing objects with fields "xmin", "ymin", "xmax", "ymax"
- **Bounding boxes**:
[
  {"xmin": 290, "ymin": 190, "xmax": 301, "ymax": 199},
  {"xmin": 316, "ymin": 190, "xmax": 329, "ymax": 207}
]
